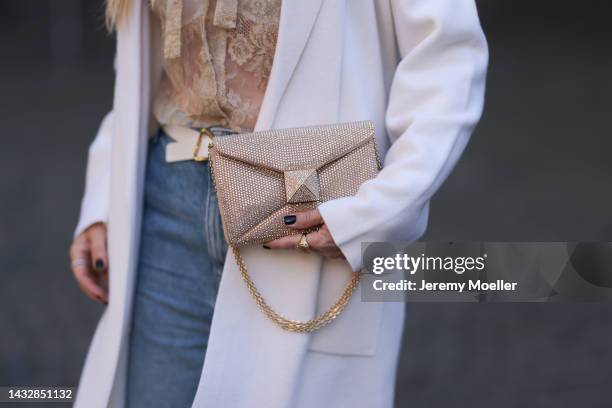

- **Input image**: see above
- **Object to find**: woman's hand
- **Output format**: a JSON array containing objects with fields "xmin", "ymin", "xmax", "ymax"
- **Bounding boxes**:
[
  {"xmin": 69, "ymin": 222, "xmax": 109, "ymax": 304},
  {"xmin": 264, "ymin": 209, "xmax": 344, "ymax": 259}
]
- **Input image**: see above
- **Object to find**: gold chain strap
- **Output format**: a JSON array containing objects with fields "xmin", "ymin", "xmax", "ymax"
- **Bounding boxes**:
[
  {"xmin": 232, "ymin": 247, "xmax": 361, "ymax": 333},
  {"xmin": 207, "ymin": 131, "xmax": 361, "ymax": 333}
]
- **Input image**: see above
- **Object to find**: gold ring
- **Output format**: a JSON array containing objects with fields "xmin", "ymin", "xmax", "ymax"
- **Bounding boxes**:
[{"xmin": 297, "ymin": 233, "xmax": 310, "ymax": 252}]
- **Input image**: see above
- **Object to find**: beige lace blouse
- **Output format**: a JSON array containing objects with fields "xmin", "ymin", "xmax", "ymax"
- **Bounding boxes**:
[{"xmin": 150, "ymin": 0, "xmax": 282, "ymax": 131}]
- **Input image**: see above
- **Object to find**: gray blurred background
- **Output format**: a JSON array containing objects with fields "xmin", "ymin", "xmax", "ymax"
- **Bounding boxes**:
[{"xmin": 1, "ymin": 1, "xmax": 611, "ymax": 407}]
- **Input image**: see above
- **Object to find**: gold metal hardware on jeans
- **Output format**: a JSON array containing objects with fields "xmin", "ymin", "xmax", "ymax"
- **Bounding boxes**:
[
  {"xmin": 208, "ymin": 120, "xmax": 381, "ymax": 333},
  {"xmin": 193, "ymin": 128, "xmax": 213, "ymax": 162}
]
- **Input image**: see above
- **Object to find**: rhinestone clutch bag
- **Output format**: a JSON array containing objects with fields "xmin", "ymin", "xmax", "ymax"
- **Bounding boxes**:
[{"xmin": 208, "ymin": 120, "xmax": 381, "ymax": 332}]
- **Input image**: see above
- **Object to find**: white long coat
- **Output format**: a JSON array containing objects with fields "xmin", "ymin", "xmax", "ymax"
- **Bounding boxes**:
[{"xmin": 73, "ymin": 1, "xmax": 488, "ymax": 407}]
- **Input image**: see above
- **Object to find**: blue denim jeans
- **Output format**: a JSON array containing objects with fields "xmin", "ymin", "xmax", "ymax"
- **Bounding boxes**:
[{"xmin": 126, "ymin": 129, "xmax": 228, "ymax": 407}]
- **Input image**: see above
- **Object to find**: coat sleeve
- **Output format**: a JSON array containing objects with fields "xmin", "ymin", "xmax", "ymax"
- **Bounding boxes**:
[
  {"xmin": 73, "ymin": 110, "xmax": 114, "ymax": 238},
  {"xmin": 73, "ymin": 49, "xmax": 119, "ymax": 239},
  {"xmin": 318, "ymin": 0, "xmax": 489, "ymax": 271}
]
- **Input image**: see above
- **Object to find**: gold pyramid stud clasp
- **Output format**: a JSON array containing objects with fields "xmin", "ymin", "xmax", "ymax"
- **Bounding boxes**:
[{"xmin": 284, "ymin": 169, "xmax": 320, "ymax": 203}]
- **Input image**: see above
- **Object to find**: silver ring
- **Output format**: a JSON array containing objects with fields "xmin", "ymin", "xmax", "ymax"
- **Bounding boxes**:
[{"xmin": 71, "ymin": 258, "xmax": 89, "ymax": 268}]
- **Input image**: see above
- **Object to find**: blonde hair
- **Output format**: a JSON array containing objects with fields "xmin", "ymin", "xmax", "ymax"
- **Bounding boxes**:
[{"xmin": 105, "ymin": 0, "xmax": 132, "ymax": 30}]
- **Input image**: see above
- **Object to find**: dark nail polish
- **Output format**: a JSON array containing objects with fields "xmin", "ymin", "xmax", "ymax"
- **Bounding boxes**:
[
  {"xmin": 95, "ymin": 259, "xmax": 105, "ymax": 270},
  {"xmin": 263, "ymin": 245, "xmax": 271, "ymax": 249},
  {"xmin": 284, "ymin": 215, "xmax": 296, "ymax": 225}
]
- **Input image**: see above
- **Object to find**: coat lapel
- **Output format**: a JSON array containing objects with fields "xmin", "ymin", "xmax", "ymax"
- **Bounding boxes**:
[{"xmin": 255, "ymin": 0, "xmax": 324, "ymax": 131}]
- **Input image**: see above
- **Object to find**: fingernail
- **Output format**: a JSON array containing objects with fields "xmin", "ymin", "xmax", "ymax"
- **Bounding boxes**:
[
  {"xmin": 284, "ymin": 215, "xmax": 296, "ymax": 225},
  {"xmin": 95, "ymin": 259, "xmax": 105, "ymax": 270},
  {"xmin": 263, "ymin": 244, "xmax": 271, "ymax": 249}
]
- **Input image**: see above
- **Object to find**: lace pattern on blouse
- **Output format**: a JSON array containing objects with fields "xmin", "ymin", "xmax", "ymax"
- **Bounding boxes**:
[{"xmin": 151, "ymin": 0, "xmax": 281, "ymax": 131}]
